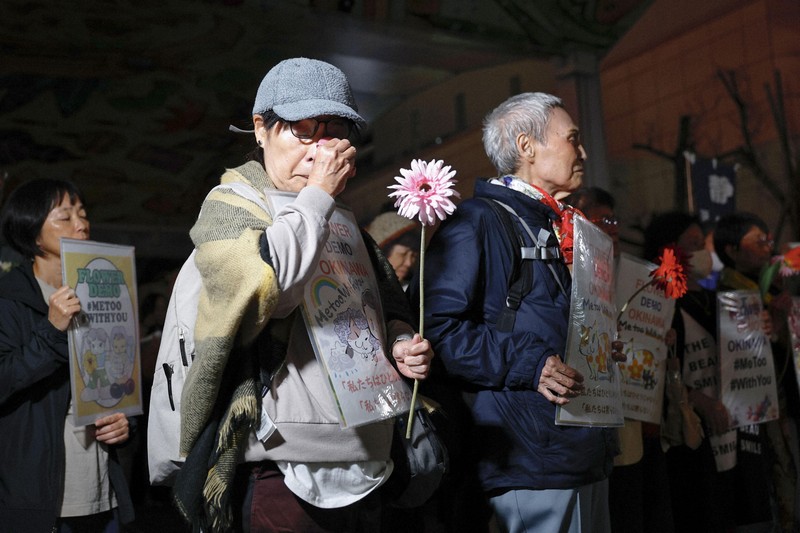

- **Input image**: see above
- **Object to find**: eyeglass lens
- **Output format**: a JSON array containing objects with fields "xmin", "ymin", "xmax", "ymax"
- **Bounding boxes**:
[{"xmin": 289, "ymin": 118, "xmax": 352, "ymax": 139}]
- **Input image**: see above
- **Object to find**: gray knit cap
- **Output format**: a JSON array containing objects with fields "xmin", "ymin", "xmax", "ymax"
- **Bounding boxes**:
[{"xmin": 252, "ymin": 57, "xmax": 365, "ymax": 127}]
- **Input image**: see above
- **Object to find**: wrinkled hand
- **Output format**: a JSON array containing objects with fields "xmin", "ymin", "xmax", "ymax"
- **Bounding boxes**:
[
  {"xmin": 94, "ymin": 412, "xmax": 129, "ymax": 445},
  {"xmin": 392, "ymin": 334, "xmax": 433, "ymax": 380},
  {"xmin": 537, "ymin": 355, "xmax": 584, "ymax": 405},
  {"xmin": 690, "ymin": 390, "xmax": 730, "ymax": 435},
  {"xmin": 47, "ymin": 286, "xmax": 82, "ymax": 331},
  {"xmin": 307, "ymin": 138, "xmax": 357, "ymax": 197}
]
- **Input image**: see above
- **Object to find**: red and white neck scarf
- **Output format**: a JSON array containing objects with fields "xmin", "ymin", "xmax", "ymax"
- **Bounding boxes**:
[{"xmin": 493, "ymin": 176, "xmax": 582, "ymax": 264}]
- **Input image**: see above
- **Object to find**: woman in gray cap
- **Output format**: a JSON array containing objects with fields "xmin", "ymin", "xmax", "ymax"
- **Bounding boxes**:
[{"xmin": 172, "ymin": 58, "xmax": 433, "ymax": 532}]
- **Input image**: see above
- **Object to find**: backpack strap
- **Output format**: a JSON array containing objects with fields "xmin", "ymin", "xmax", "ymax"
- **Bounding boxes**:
[
  {"xmin": 479, "ymin": 198, "xmax": 565, "ymax": 333},
  {"xmin": 479, "ymin": 198, "xmax": 533, "ymax": 333}
]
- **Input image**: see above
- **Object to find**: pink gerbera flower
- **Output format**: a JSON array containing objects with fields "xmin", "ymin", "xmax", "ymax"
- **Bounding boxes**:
[
  {"xmin": 388, "ymin": 158, "xmax": 459, "ymax": 438},
  {"xmin": 388, "ymin": 159, "xmax": 460, "ymax": 226},
  {"xmin": 761, "ymin": 246, "xmax": 800, "ymax": 297}
]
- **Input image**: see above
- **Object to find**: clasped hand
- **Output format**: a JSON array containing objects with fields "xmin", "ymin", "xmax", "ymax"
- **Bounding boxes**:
[{"xmin": 392, "ymin": 333, "xmax": 433, "ymax": 380}]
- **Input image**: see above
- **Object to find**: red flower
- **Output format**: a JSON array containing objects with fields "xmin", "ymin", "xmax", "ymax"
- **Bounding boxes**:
[
  {"xmin": 760, "ymin": 246, "xmax": 800, "ymax": 297},
  {"xmin": 780, "ymin": 246, "xmax": 800, "ymax": 276},
  {"xmin": 650, "ymin": 246, "xmax": 688, "ymax": 299},
  {"xmin": 616, "ymin": 245, "xmax": 689, "ymax": 327}
]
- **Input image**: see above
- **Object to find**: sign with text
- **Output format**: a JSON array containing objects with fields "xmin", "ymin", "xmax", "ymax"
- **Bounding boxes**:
[
  {"xmin": 61, "ymin": 239, "xmax": 142, "ymax": 426},
  {"xmin": 556, "ymin": 216, "xmax": 623, "ymax": 427},
  {"xmin": 264, "ymin": 191, "xmax": 411, "ymax": 428},
  {"xmin": 615, "ymin": 254, "xmax": 674, "ymax": 423},
  {"xmin": 787, "ymin": 297, "xmax": 800, "ymax": 408},
  {"xmin": 717, "ymin": 290, "xmax": 778, "ymax": 429},
  {"xmin": 681, "ymin": 308, "xmax": 736, "ymax": 472}
]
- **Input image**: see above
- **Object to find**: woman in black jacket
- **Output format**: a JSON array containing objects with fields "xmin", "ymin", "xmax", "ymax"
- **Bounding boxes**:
[{"xmin": 0, "ymin": 178, "xmax": 133, "ymax": 532}]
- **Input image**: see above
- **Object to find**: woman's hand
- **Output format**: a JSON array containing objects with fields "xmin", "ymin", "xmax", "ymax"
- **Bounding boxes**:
[
  {"xmin": 392, "ymin": 333, "xmax": 433, "ymax": 380},
  {"xmin": 94, "ymin": 412, "xmax": 129, "ymax": 445},
  {"xmin": 307, "ymin": 138, "xmax": 357, "ymax": 197},
  {"xmin": 47, "ymin": 286, "xmax": 82, "ymax": 331}
]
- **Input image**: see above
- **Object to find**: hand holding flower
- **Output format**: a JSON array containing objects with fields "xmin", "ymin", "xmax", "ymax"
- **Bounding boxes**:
[
  {"xmin": 392, "ymin": 333, "xmax": 433, "ymax": 380},
  {"xmin": 389, "ymin": 158, "xmax": 460, "ymax": 438}
]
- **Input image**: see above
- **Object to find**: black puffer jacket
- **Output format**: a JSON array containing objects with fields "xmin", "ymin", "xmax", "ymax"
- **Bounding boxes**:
[{"xmin": 0, "ymin": 262, "xmax": 133, "ymax": 532}]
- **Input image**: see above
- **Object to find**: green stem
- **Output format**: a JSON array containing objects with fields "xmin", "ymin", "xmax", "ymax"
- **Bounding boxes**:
[{"xmin": 405, "ymin": 224, "xmax": 425, "ymax": 439}]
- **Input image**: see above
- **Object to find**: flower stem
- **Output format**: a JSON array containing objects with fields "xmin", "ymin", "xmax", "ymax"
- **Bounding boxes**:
[
  {"xmin": 616, "ymin": 279, "xmax": 656, "ymax": 325},
  {"xmin": 405, "ymin": 224, "xmax": 426, "ymax": 439}
]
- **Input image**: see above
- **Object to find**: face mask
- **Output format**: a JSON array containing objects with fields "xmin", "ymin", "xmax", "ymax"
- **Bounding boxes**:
[{"xmin": 688, "ymin": 249, "xmax": 713, "ymax": 280}]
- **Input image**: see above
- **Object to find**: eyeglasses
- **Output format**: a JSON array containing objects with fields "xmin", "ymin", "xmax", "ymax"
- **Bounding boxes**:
[
  {"xmin": 590, "ymin": 216, "xmax": 619, "ymax": 227},
  {"xmin": 744, "ymin": 237, "xmax": 775, "ymax": 249},
  {"xmin": 287, "ymin": 117, "xmax": 353, "ymax": 140}
]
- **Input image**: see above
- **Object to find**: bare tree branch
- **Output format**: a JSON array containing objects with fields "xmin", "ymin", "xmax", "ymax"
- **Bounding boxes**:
[
  {"xmin": 632, "ymin": 115, "xmax": 692, "ymax": 210},
  {"xmin": 717, "ymin": 69, "xmax": 787, "ymax": 211},
  {"xmin": 631, "ymin": 144, "xmax": 672, "ymax": 160}
]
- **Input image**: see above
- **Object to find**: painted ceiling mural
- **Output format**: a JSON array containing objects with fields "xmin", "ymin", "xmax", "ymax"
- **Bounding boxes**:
[{"xmin": 0, "ymin": 0, "xmax": 648, "ymax": 259}]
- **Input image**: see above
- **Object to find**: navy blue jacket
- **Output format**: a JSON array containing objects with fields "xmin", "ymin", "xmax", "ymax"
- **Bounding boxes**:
[
  {"xmin": 420, "ymin": 180, "xmax": 615, "ymax": 492},
  {"xmin": 0, "ymin": 262, "xmax": 133, "ymax": 532}
]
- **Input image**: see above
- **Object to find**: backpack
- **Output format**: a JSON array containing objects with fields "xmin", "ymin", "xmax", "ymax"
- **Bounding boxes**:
[
  {"xmin": 478, "ymin": 197, "xmax": 566, "ymax": 332},
  {"xmin": 147, "ymin": 181, "xmax": 269, "ymax": 486}
]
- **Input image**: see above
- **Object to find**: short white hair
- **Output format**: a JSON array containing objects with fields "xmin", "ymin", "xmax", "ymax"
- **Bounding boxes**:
[{"xmin": 482, "ymin": 92, "xmax": 563, "ymax": 176}]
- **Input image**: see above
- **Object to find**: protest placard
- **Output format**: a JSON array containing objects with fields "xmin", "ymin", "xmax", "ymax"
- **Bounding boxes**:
[
  {"xmin": 265, "ymin": 191, "xmax": 411, "ymax": 428},
  {"xmin": 615, "ymin": 254, "xmax": 674, "ymax": 423},
  {"xmin": 61, "ymin": 239, "xmax": 142, "ymax": 426},
  {"xmin": 787, "ymin": 297, "xmax": 800, "ymax": 411},
  {"xmin": 556, "ymin": 216, "xmax": 623, "ymax": 427},
  {"xmin": 681, "ymin": 308, "xmax": 736, "ymax": 471},
  {"xmin": 717, "ymin": 290, "xmax": 779, "ymax": 429}
]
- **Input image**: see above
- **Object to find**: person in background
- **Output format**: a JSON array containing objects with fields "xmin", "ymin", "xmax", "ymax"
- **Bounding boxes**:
[
  {"xmin": 417, "ymin": 92, "xmax": 618, "ymax": 533},
  {"xmin": 564, "ymin": 186, "xmax": 619, "ymax": 257},
  {"xmin": 566, "ymin": 187, "xmax": 671, "ymax": 532},
  {"xmin": 0, "ymin": 178, "xmax": 133, "ymax": 532},
  {"xmin": 365, "ymin": 208, "xmax": 421, "ymax": 291},
  {"xmin": 714, "ymin": 211, "xmax": 799, "ymax": 532},
  {"xmin": 173, "ymin": 57, "xmax": 433, "ymax": 533},
  {"xmin": 697, "ymin": 220, "xmax": 724, "ymax": 291},
  {"xmin": 644, "ymin": 211, "xmax": 734, "ymax": 533}
]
